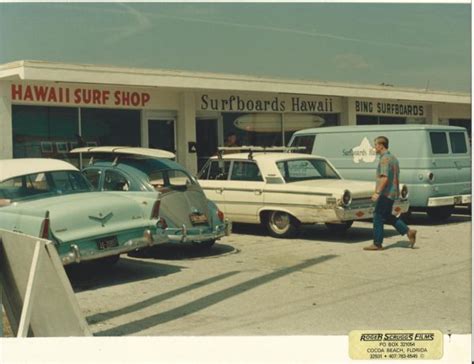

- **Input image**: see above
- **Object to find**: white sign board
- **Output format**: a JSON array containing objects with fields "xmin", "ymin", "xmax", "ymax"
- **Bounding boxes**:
[{"xmin": 0, "ymin": 229, "xmax": 91, "ymax": 337}]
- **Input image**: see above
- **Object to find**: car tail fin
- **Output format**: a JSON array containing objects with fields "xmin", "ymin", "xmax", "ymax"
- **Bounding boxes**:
[{"xmin": 39, "ymin": 210, "xmax": 50, "ymax": 239}]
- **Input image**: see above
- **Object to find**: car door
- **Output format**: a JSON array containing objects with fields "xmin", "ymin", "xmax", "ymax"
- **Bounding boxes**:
[
  {"xmin": 448, "ymin": 130, "xmax": 471, "ymax": 201},
  {"xmin": 197, "ymin": 160, "xmax": 231, "ymax": 213},
  {"xmin": 222, "ymin": 160, "xmax": 265, "ymax": 223}
]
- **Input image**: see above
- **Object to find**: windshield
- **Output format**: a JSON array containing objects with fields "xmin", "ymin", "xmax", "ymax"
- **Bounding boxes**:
[
  {"xmin": 0, "ymin": 170, "xmax": 92, "ymax": 202},
  {"xmin": 276, "ymin": 159, "xmax": 340, "ymax": 182}
]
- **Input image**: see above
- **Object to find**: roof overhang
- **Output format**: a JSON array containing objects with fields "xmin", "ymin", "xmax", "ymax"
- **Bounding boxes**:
[{"xmin": 0, "ymin": 60, "xmax": 470, "ymax": 104}]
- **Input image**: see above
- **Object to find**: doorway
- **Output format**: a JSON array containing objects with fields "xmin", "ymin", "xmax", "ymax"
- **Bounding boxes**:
[{"xmin": 148, "ymin": 119, "xmax": 176, "ymax": 153}]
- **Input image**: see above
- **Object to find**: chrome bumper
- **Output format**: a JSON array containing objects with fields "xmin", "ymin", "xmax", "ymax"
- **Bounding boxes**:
[
  {"xmin": 427, "ymin": 194, "xmax": 471, "ymax": 207},
  {"xmin": 60, "ymin": 229, "xmax": 159, "ymax": 265},
  {"xmin": 334, "ymin": 200, "xmax": 410, "ymax": 221},
  {"xmin": 158, "ymin": 219, "xmax": 231, "ymax": 244}
]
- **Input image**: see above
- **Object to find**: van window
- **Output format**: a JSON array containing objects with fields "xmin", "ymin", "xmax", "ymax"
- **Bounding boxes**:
[
  {"xmin": 289, "ymin": 135, "xmax": 315, "ymax": 154},
  {"xmin": 449, "ymin": 132, "xmax": 468, "ymax": 154},
  {"xmin": 429, "ymin": 132, "xmax": 449, "ymax": 154}
]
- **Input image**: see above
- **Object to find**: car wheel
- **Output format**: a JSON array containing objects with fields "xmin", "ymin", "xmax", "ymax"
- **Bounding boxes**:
[
  {"xmin": 325, "ymin": 221, "xmax": 353, "ymax": 233},
  {"xmin": 426, "ymin": 206, "xmax": 454, "ymax": 221},
  {"xmin": 265, "ymin": 211, "xmax": 298, "ymax": 238}
]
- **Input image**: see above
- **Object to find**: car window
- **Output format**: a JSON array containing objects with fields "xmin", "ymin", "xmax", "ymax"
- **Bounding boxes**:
[
  {"xmin": 148, "ymin": 169, "xmax": 195, "ymax": 188},
  {"xmin": 83, "ymin": 169, "xmax": 102, "ymax": 190},
  {"xmin": 289, "ymin": 135, "xmax": 315, "ymax": 154},
  {"xmin": 0, "ymin": 171, "xmax": 91, "ymax": 201},
  {"xmin": 104, "ymin": 170, "xmax": 130, "ymax": 191},
  {"xmin": 449, "ymin": 132, "xmax": 468, "ymax": 154},
  {"xmin": 277, "ymin": 159, "xmax": 340, "ymax": 182},
  {"xmin": 200, "ymin": 160, "xmax": 231, "ymax": 180},
  {"xmin": 430, "ymin": 132, "xmax": 449, "ymax": 154},
  {"xmin": 230, "ymin": 161, "xmax": 263, "ymax": 181}
]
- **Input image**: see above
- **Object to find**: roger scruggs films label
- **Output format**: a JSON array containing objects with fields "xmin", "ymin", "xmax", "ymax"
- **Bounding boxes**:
[{"xmin": 349, "ymin": 330, "xmax": 443, "ymax": 360}]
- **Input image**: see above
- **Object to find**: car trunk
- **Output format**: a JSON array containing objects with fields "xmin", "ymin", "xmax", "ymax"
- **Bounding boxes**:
[
  {"xmin": 158, "ymin": 185, "xmax": 211, "ymax": 228},
  {"xmin": 17, "ymin": 192, "xmax": 152, "ymax": 243}
]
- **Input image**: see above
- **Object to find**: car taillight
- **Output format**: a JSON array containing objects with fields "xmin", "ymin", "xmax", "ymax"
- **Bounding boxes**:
[
  {"xmin": 150, "ymin": 200, "xmax": 161, "ymax": 219},
  {"xmin": 40, "ymin": 211, "xmax": 50, "ymax": 239},
  {"xmin": 217, "ymin": 209, "xmax": 224, "ymax": 222}
]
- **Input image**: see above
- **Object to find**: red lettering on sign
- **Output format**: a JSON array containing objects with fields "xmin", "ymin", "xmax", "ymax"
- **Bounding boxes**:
[
  {"xmin": 11, "ymin": 84, "xmax": 22, "ymax": 100},
  {"xmin": 47, "ymin": 88, "xmax": 58, "ymax": 102},
  {"xmin": 34, "ymin": 86, "xmax": 48, "ymax": 102},
  {"xmin": 141, "ymin": 93, "xmax": 150, "ymax": 106},
  {"xmin": 23, "ymin": 86, "xmax": 33, "ymax": 101},
  {"xmin": 74, "ymin": 88, "xmax": 82, "ymax": 103}
]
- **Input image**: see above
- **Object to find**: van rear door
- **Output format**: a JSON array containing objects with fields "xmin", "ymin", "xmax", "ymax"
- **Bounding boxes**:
[
  {"xmin": 428, "ymin": 131, "xmax": 456, "ymax": 198},
  {"xmin": 448, "ymin": 130, "xmax": 471, "ymax": 201}
]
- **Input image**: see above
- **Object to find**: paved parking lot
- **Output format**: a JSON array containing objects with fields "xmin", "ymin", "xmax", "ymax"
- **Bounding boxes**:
[{"xmin": 64, "ymin": 209, "xmax": 471, "ymax": 337}]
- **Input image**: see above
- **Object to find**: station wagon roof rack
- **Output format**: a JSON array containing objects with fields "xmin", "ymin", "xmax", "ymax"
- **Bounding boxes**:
[{"xmin": 217, "ymin": 146, "xmax": 305, "ymax": 160}]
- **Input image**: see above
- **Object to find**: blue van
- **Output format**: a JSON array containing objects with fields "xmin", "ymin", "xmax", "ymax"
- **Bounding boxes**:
[{"xmin": 289, "ymin": 125, "xmax": 471, "ymax": 220}]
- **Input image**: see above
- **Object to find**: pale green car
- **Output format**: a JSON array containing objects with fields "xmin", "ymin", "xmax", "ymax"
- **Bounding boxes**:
[{"xmin": 0, "ymin": 158, "xmax": 167, "ymax": 265}]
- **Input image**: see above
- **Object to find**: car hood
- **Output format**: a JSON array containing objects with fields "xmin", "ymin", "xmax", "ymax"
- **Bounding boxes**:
[
  {"xmin": 268, "ymin": 179, "xmax": 375, "ymax": 198},
  {"xmin": 3, "ymin": 192, "xmax": 153, "ymax": 243},
  {"xmin": 159, "ymin": 185, "xmax": 211, "ymax": 228}
]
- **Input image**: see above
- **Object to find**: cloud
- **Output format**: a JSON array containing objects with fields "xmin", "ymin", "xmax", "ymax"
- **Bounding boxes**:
[{"xmin": 335, "ymin": 54, "xmax": 370, "ymax": 70}]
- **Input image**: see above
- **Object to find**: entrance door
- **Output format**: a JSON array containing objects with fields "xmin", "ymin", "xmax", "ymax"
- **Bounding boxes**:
[
  {"xmin": 196, "ymin": 119, "xmax": 218, "ymax": 172},
  {"xmin": 148, "ymin": 119, "xmax": 176, "ymax": 153}
]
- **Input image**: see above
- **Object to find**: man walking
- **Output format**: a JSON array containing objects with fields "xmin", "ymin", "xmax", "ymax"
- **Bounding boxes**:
[{"xmin": 364, "ymin": 136, "xmax": 417, "ymax": 251}]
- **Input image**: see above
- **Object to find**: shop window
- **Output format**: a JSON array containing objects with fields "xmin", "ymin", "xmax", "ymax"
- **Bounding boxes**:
[
  {"xmin": 429, "ymin": 132, "xmax": 449, "ymax": 154},
  {"xmin": 12, "ymin": 105, "xmax": 78, "ymax": 158},
  {"xmin": 148, "ymin": 119, "xmax": 175, "ymax": 152},
  {"xmin": 357, "ymin": 115, "xmax": 407, "ymax": 125},
  {"xmin": 449, "ymin": 119, "xmax": 471, "ymax": 139},
  {"xmin": 196, "ymin": 118, "xmax": 218, "ymax": 171},
  {"xmin": 81, "ymin": 108, "xmax": 140, "ymax": 147},
  {"xmin": 222, "ymin": 112, "xmax": 337, "ymax": 150}
]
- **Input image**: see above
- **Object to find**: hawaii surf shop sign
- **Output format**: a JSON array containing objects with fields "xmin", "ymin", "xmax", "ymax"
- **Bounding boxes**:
[
  {"xmin": 11, "ymin": 83, "xmax": 153, "ymax": 108},
  {"xmin": 198, "ymin": 93, "xmax": 342, "ymax": 113}
]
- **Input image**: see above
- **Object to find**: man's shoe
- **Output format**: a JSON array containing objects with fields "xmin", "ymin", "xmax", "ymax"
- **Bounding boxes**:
[
  {"xmin": 363, "ymin": 244, "xmax": 384, "ymax": 251},
  {"xmin": 407, "ymin": 229, "xmax": 417, "ymax": 248}
]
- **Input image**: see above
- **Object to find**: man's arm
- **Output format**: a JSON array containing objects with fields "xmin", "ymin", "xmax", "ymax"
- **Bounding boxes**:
[{"xmin": 372, "ymin": 175, "xmax": 388, "ymax": 201}]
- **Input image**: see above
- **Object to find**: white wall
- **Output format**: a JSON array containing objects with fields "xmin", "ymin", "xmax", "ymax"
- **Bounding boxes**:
[{"xmin": 0, "ymin": 83, "xmax": 13, "ymax": 159}]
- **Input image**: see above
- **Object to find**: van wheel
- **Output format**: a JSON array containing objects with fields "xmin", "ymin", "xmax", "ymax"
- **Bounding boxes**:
[
  {"xmin": 325, "ymin": 221, "xmax": 353, "ymax": 233},
  {"xmin": 427, "ymin": 206, "xmax": 454, "ymax": 221},
  {"xmin": 265, "ymin": 211, "xmax": 298, "ymax": 238}
]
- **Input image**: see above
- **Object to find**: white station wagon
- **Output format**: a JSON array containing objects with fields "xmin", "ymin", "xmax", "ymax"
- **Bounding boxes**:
[{"xmin": 198, "ymin": 148, "xmax": 409, "ymax": 238}]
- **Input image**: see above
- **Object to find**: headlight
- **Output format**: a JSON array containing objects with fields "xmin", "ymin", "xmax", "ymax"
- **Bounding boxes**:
[
  {"xmin": 400, "ymin": 184, "xmax": 409, "ymax": 200},
  {"xmin": 342, "ymin": 190, "xmax": 352, "ymax": 206}
]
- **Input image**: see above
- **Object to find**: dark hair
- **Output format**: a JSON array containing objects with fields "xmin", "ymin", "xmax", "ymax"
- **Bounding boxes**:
[
  {"xmin": 375, "ymin": 136, "xmax": 389, "ymax": 149},
  {"xmin": 226, "ymin": 132, "xmax": 236, "ymax": 138}
]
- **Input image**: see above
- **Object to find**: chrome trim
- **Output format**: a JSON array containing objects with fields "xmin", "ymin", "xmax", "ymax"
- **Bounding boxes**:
[
  {"xmin": 201, "ymin": 187, "xmax": 332, "ymax": 196},
  {"xmin": 427, "ymin": 194, "xmax": 471, "ymax": 207}
]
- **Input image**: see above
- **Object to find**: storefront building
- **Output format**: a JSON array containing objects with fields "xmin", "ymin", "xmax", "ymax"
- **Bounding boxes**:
[{"xmin": 0, "ymin": 60, "xmax": 470, "ymax": 174}]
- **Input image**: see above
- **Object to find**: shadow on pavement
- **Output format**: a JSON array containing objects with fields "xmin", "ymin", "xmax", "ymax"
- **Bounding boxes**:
[
  {"xmin": 66, "ymin": 257, "xmax": 184, "ymax": 292},
  {"xmin": 128, "ymin": 242, "xmax": 238, "ymax": 261},
  {"xmin": 404, "ymin": 211, "xmax": 471, "ymax": 226},
  {"xmin": 95, "ymin": 254, "xmax": 338, "ymax": 336},
  {"xmin": 231, "ymin": 222, "xmax": 399, "ymax": 244}
]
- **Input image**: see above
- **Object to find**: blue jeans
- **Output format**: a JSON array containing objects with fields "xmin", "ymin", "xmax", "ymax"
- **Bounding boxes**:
[{"xmin": 373, "ymin": 195, "xmax": 409, "ymax": 247}]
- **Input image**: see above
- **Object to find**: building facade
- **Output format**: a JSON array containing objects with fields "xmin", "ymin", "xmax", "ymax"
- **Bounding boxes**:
[{"xmin": 0, "ymin": 60, "xmax": 470, "ymax": 174}]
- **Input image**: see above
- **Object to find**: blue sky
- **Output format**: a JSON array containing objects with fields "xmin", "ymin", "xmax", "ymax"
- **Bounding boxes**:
[{"xmin": 0, "ymin": 2, "xmax": 470, "ymax": 92}]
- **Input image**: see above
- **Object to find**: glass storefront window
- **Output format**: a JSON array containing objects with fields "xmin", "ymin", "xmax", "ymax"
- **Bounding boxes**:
[
  {"xmin": 81, "ymin": 108, "xmax": 140, "ymax": 147},
  {"xmin": 12, "ymin": 105, "xmax": 78, "ymax": 158},
  {"xmin": 357, "ymin": 115, "xmax": 408, "ymax": 125}
]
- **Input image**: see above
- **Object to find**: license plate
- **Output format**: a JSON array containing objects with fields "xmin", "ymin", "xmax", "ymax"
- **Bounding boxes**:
[
  {"xmin": 454, "ymin": 196, "xmax": 462, "ymax": 204},
  {"xmin": 190, "ymin": 213, "xmax": 208, "ymax": 225},
  {"xmin": 97, "ymin": 236, "xmax": 118, "ymax": 250}
]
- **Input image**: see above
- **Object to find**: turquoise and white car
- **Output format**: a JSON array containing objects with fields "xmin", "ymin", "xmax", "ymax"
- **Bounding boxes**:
[
  {"xmin": 0, "ymin": 158, "xmax": 167, "ymax": 265},
  {"xmin": 70, "ymin": 147, "xmax": 230, "ymax": 248}
]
